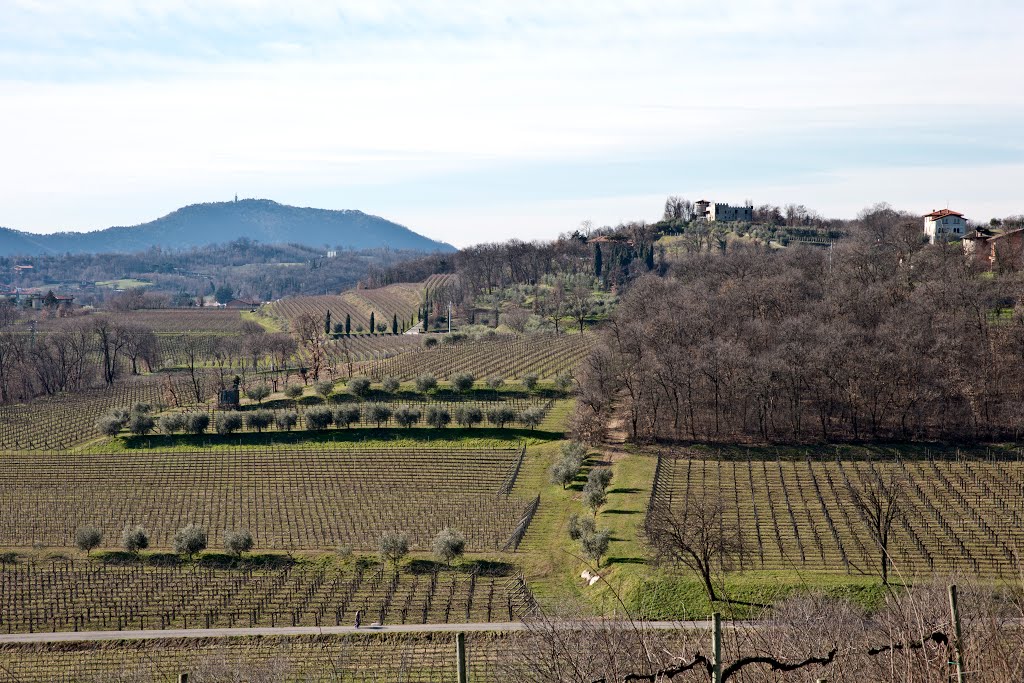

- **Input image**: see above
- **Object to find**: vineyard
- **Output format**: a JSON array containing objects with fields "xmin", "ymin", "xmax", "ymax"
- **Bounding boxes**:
[
  {"xmin": 368, "ymin": 333, "xmax": 594, "ymax": 381},
  {"xmin": 0, "ymin": 632, "xmax": 513, "ymax": 682},
  {"xmin": 0, "ymin": 562, "xmax": 537, "ymax": 634},
  {"xmin": 327, "ymin": 333, "xmax": 425, "ymax": 364},
  {"xmin": 0, "ymin": 446, "xmax": 538, "ymax": 551},
  {"xmin": 265, "ymin": 283, "xmax": 424, "ymax": 332},
  {"xmin": 30, "ymin": 309, "xmax": 251, "ymax": 334},
  {"xmin": 648, "ymin": 455, "xmax": 1024, "ymax": 577},
  {"xmin": 0, "ymin": 375, "xmax": 193, "ymax": 450}
]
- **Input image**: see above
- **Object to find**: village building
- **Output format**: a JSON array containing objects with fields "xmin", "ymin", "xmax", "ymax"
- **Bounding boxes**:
[
  {"xmin": 962, "ymin": 226, "xmax": 1024, "ymax": 271},
  {"xmin": 923, "ymin": 209, "xmax": 967, "ymax": 244},
  {"xmin": 695, "ymin": 199, "xmax": 753, "ymax": 222}
]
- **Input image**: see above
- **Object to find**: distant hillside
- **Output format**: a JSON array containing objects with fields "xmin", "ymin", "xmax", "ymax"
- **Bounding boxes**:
[{"xmin": 0, "ymin": 199, "xmax": 454, "ymax": 256}]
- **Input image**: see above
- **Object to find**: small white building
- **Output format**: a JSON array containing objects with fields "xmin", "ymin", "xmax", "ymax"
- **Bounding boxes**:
[
  {"xmin": 695, "ymin": 199, "xmax": 753, "ymax": 222},
  {"xmin": 923, "ymin": 209, "xmax": 967, "ymax": 244}
]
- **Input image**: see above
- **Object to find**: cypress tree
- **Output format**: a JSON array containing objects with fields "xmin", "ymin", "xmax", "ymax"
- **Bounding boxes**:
[
  {"xmin": 594, "ymin": 243, "xmax": 603, "ymax": 278},
  {"xmin": 645, "ymin": 245, "xmax": 655, "ymax": 271},
  {"xmin": 325, "ymin": 309, "xmax": 332, "ymax": 335},
  {"xmin": 392, "ymin": 314, "xmax": 398, "ymax": 335},
  {"xmin": 369, "ymin": 311, "xmax": 375, "ymax": 334},
  {"xmin": 345, "ymin": 313, "xmax": 351, "ymax": 336}
]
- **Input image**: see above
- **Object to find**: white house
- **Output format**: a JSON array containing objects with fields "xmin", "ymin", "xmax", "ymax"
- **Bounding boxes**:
[{"xmin": 923, "ymin": 209, "xmax": 967, "ymax": 244}]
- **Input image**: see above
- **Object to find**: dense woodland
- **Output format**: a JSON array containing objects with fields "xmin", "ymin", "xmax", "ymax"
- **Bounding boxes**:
[{"xmin": 575, "ymin": 206, "xmax": 1024, "ymax": 443}]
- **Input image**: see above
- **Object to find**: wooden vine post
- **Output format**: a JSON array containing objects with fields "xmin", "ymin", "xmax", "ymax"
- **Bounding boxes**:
[
  {"xmin": 711, "ymin": 612, "xmax": 722, "ymax": 683},
  {"xmin": 456, "ymin": 631, "xmax": 468, "ymax": 683},
  {"xmin": 948, "ymin": 584, "xmax": 966, "ymax": 683}
]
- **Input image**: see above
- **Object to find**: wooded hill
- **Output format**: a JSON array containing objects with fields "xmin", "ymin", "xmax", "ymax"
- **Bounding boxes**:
[{"xmin": 0, "ymin": 199, "xmax": 454, "ymax": 256}]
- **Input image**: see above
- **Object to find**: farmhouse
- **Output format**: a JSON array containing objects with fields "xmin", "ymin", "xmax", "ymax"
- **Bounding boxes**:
[
  {"xmin": 224, "ymin": 298, "xmax": 262, "ymax": 310},
  {"xmin": 695, "ymin": 199, "xmax": 753, "ymax": 222},
  {"xmin": 923, "ymin": 208, "xmax": 967, "ymax": 243},
  {"xmin": 962, "ymin": 226, "xmax": 1024, "ymax": 270}
]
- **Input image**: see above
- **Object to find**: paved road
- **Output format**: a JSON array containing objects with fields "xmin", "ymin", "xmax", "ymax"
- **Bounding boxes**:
[{"xmin": 0, "ymin": 620, "xmax": 718, "ymax": 644}]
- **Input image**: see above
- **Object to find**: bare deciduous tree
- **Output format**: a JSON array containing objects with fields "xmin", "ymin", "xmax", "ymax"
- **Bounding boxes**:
[
  {"xmin": 645, "ymin": 498, "xmax": 742, "ymax": 603},
  {"xmin": 845, "ymin": 465, "xmax": 904, "ymax": 585}
]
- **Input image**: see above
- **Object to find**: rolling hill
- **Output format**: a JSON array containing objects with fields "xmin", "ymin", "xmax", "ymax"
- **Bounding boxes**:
[{"xmin": 0, "ymin": 199, "xmax": 453, "ymax": 256}]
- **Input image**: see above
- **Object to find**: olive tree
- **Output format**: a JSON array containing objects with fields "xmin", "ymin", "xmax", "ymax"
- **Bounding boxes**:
[
  {"xmin": 173, "ymin": 524, "xmax": 208, "ymax": 560},
  {"xmin": 452, "ymin": 373, "xmax": 475, "ymax": 393},
  {"xmin": 381, "ymin": 376, "xmax": 401, "ymax": 393},
  {"xmin": 284, "ymin": 383, "xmax": 304, "ymax": 403},
  {"xmin": 275, "ymin": 410, "xmax": 298, "ymax": 431},
  {"xmin": 415, "ymin": 373, "xmax": 438, "ymax": 393},
  {"xmin": 581, "ymin": 529, "xmax": 611, "ymax": 567},
  {"xmin": 454, "ymin": 405, "xmax": 483, "ymax": 428},
  {"xmin": 333, "ymin": 405, "xmax": 362, "ymax": 428},
  {"xmin": 186, "ymin": 413, "xmax": 210, "ymax": 435},
  {"xmin": 379, "ymin": 532, "xmax": 409, "ymax": 569},
  {"xmin": 215, "ymin": 411, "xmax": 244, "ymax": 435},
  {"xmin": 432, "ymin": 527, "xmax": 466, "ymax": 566},
  {"xmin": 584, "ymin": 486, "xmax": 607, "ymax": 517},
  {"xmin": 550, "ymin": 458, "xmax": 581, "ymax": 489},
  {"xmin": 587, "ymin": 467, "xmax": 613, "ymax": 492},
  {"xmin": 394, "ymin": 405, "xmax": 421, "ymax": 428},
  {"xmin": 366, "ymin": 403, "xmax": 393, "ymax": 428},
  {"xmin": 159, "ymin": 413, "xmax": 186, "ymax": 434},
  {"xmin": 246, "ymin": 409, "xmax": 274, "ymax": 432},
  {"xmin": 96, "ymin": 414, "xmax": 124, "ymax": 437},
  {"xmin": 520, "ymin": 406, "xmax": 545, "ymax": 430},
  {"xmin": 224, "ymin": 529, "xmax": 254, "ymax": 558},
  {"xmin": 305, "ymin": 406, "xmax": 334, "ymax": 430},
  {"xmin": 314, "ymin": 380, "xmax": 334, "ymax": 401},
  {"xmin": 121, "ymin": 525, "xmax": 149, "ymax": 555},
  {"xmin": 75, "ymin": 526, "xmax": 103, "ymax": 556},
  {"xmin": 567, "ymin": 514, "xmax": 595, "ymax": 541},
  {"xmin": 426, "ymin": 406, "xmax": 451, "ymax": 429},
  {"xmin": 347, "ymin": 376, "xmax": 372, "ymax": 397},
  {"xmin": 245, "ymin": 383, "xmax": 271, "ymax": 404},
  {"xmin": 487, "ymin": 406, "xmax": 516, "ymax": 428},
  {"xmin": 127, "ymin": 410, "xmax": 155, "ymax": 436}
]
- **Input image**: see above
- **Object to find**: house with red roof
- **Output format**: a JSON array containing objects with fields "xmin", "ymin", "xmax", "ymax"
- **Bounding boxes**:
[{"xmin": 923, "ymin": 208, "xmax": 967, "ymax": 244}]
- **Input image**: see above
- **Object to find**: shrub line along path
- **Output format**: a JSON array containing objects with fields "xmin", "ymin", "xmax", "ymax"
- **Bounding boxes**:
[{"xmin": 0, "ymin": 620, "xmax": 720, "ymax": 643}]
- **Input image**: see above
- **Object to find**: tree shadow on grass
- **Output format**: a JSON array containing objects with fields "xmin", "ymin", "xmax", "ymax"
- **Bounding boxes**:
[
  {"xmin": 122, "ymin": 426, "xmax": 562, "ymax": 450},
  {"xmin": 197, "ymin": 553, "xmax": 297, "ymax": 570},
  {"xmin": 407, "ymin": 558, "xmax": 516, "ymax": 576},
  {"xmin": 608, "ymin": 487, "xmax": 642, "ymax": 494},
  {"xmin": 601, "ymin": 509, "xmax": 640, "ymax": 515},
  {"xmin": 98, "ymin": 551, "xmax": 181, "ymax": 567}
]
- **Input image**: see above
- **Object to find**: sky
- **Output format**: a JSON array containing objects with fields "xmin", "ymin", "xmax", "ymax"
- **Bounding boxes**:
[{"xmin": 1, "ymin": 1, "xmax": 1023, "ymax": 248}]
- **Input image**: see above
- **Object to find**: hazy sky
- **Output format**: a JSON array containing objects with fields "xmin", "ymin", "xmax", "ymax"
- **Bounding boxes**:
[{"xmin": 2, "ymin": 1, "xmax": 1022, "ymax": 247}]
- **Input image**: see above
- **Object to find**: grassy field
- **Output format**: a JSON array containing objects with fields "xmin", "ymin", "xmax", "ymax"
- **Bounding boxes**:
[{"xmin": 95, "ymin": 278, "xmax": 152, "ymax": 289}]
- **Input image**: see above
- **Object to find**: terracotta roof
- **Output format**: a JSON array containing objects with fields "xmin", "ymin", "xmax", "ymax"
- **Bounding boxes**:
[
  {"xmin": 924, "ymin": 209, "xmax": 965, "ymax": 220},
  {"xmin": 986, "ymin": 227, "xmax": 1024, "ymax": 242}
]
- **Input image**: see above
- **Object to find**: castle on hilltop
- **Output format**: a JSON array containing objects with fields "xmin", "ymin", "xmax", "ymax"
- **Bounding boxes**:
[{"xmin": 695, "ymin": 199, "xmax": 753, "ymax": 222}]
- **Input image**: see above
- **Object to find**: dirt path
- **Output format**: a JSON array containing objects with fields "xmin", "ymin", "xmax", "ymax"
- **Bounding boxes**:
[{"xmin": 0, "ymin": 620, "xmax": 722, "ymax": 644}]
